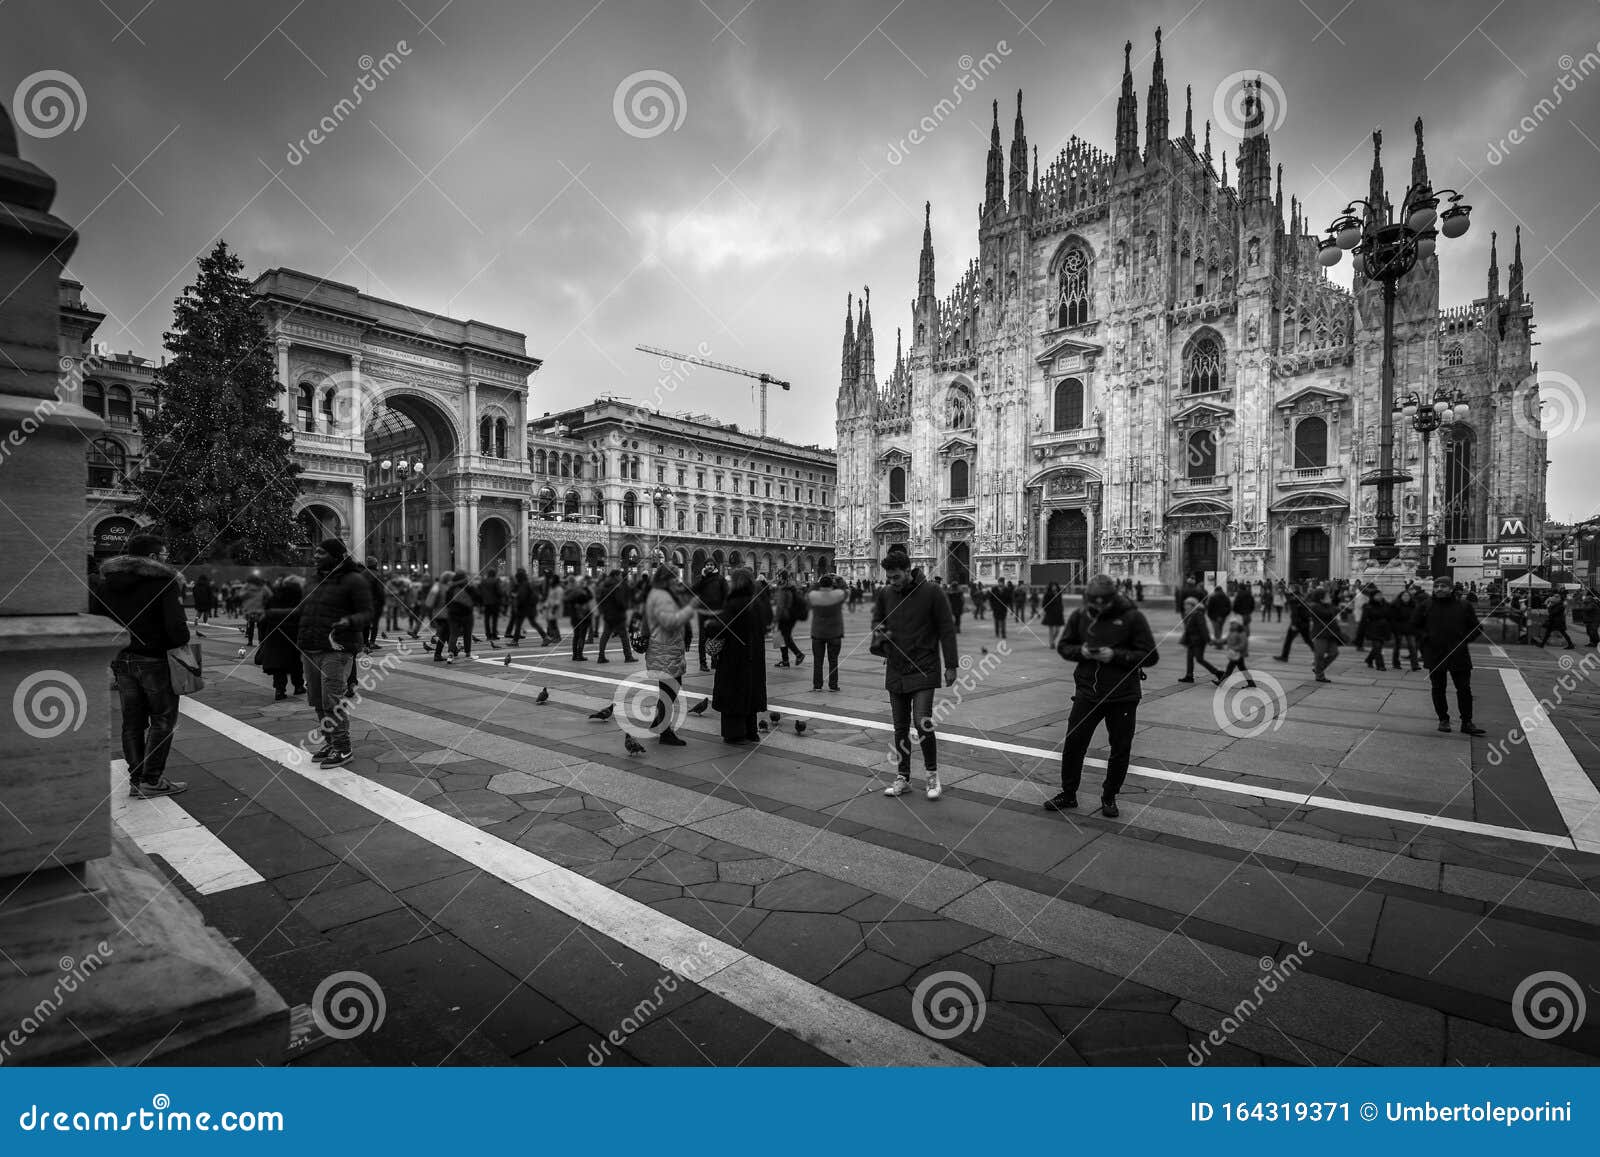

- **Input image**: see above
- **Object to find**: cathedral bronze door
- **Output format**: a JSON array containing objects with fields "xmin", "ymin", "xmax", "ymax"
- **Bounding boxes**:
[
  {"xmin": 945, "ymin": 540, "xmax": 971, "ymax": 585},
  {"xmin": 1183, "ymin": 531, "xmax": 1218, "ymax": 582},
  {"xmin": 1289, "ymin": 527, "xmax": 1331, "ymax": 583}
]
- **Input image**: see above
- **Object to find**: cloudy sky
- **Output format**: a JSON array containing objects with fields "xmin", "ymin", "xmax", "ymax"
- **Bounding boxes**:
[{"xmin": 6, "ymin": 0, "xmax": 1598, "ymax": 516}]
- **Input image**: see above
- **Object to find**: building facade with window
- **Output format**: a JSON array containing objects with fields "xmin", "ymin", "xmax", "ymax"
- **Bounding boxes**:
[
  {"xmin": 527, "ymin": 400, "xmax": 836, "ymax": 580},
  {"xmin": 834, "ymin": 38, "xmax": 1544, "ymax": 591}
]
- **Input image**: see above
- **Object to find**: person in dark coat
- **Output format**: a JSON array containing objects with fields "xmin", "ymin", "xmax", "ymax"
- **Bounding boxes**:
[
  {"xmin": 1274, "ymin": 585, "xmax": 1314, "ymax": 662},
  {"xmin": 1041, "ymin": 581, "xmax": 1065, "ymax": 646},
  {"xmin": 693, "ymin": 566, "xmax": 729, "ymax": 671},
  {"xmin": 91, "ymin": 533, "xmax": 192, "ymax": 798},
  {"xmin": 711, "ymin": 568, "xmax": 772, "ymax": 742},
  {"xmin": 773, "ymin": 573, "xmax": 805, "ymax": 667},
  {"xmin": 1356, "ymin": 589, "xmax": 1393, "ymax": 670},
  {"xmin": 1388, "ymin": 587, "xmax": 1422, "ymax": 670},
  {"xmin": 564, "ymin": 575, "xmax": 595, "ymax": 660},
  {"xmin": 477, "ymin": 567, "xmax": 505, "ymax": 648},
  {"xmin": 191, "ymin": 573, "xmax": 215, "ymax": 624},
  {"xmin": 873, "ymin": 548, "xmax": 958, "ymax": 800},
  {"xmin": 987, "ymin": 580, "xmax": 1010, "ymax": 638},
  {"xmin": 595, "ymin": 569, "xmax": 634, "ymax": 663},
  {"xmin": 1047, "ymin": 574, "xmax": 1160, "ymax": 818},
  {"xmin": 1231, "ymin": 582, "xmax": 1256, "ymax": 627},
  {"xmin": 946, "ymin": 581, "xmax": 965, "ymax": 633},
  {"xmin": 358, "ymin": 558, "xmax": 386, "ymax": 653},
  {"xmin": 1177, "ymin": 597, "xmax": 1224, "ymax": 684},
  {"xmin": 1412, "ymin": 576, "xmax": 1485, "ymax": 734},
  {"xmin": 1305, "ymin": 586, "xmax": 1344, "ymax": 682},
  {"xmin": 507, "ymin": 568, "xmax": 548, "ymax": 644},
  {"xmin": 433, "ymin": 570, "xmax": 478, "ymax": 663},
  {"xmin": 1204, "ymin": 584, "xmax": 1231, "ymax": 646},
  {"xmin": 1536, "ymin": 591, "xmax": 1575, "ymax": 649},
  {"xmin": 255, "ymin": 575, "xmax": 307, "ymax": 699},
  {"xmin": 295, "ymin": 538, "xmax": 374, "ymax": 766}
]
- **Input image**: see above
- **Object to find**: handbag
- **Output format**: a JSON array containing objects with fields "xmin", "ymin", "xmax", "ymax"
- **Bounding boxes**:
[
  {"xmin": 167, "ymin": 643, "xmax": 204, "ymax": 696},
  {"xmin": 628, "ymin": 612, "xmax": 649, "ymax": 656}
]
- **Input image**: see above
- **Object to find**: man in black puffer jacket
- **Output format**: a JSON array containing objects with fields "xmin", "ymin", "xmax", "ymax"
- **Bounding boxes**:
[
  {"xmin": 873, "ymin": 548, "xmax": 958, "ymax": 801},
  {"xmin": 91, "ymin": 533, "xmax": 192, "ymax": 798},
  {"xmin": 1047, "ymin": 573, "xmax": 1160, "ymax": 819},
  {"xmin": 1412, "ymin": 576, "xmax": 1486, "ymax": 736},
  {"xmin": 296, "ymin": 538, "xmax": 373, "ymax": 766}
]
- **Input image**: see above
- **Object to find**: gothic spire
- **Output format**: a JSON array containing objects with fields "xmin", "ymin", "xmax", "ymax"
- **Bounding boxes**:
[
  {"xmin": 1204, "ymin": 118, "xmax": 1211, "ymax": 162},
  {"xmin": 1145, "ymin": 27, "xmax": 1168, "ymax": 159},
  {"xmin": 1008, "ymin": 89, "xmax": 1029, "ymax": 210},
  {"xmin": 840, "ymin": 292, "xmax": 855, "ymax": 386},
  {"xmin": 857, "ymin": 285, "xmax": 875, "ymax": 386},
  {"xmin": 983, "ymin": 100, "xmax": 1005, "ymax": 215},
  {"xmin": 917, "ymin": 200, "xmax": 935, "ymax": 303},
  {"xmin": 1114, "ymin": 40, "xmax": 1139, "ymax": 169},
  {"xmin": 1509, "ymin": 224, "xmax": 1524, "ymax": 301},
  {"xmin": 1031, "ymin": 144, "xmax": 1039, "ymax": 199},
  {"xmin": 1487, "ymin": 229, "xmax": 1499, "ymax": 300},
  {"xmin": 1411, "ymin": 115, "xmax": 1429, "ymax": 191},
  {"xmin": 1275, "ymin": 162, "xmax": 1284, "ymax": 225}
]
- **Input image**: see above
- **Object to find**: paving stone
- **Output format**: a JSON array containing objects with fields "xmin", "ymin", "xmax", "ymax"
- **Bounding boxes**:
[
  {"xmin": 1048, "ymin": 1006, "xmax": 1194, "ymax": 1065},
  {"xmin": 578, "ymin": 859, "xmax": 651, "ymax": 887},
  {"xmin": 648, "ymin": 897, "xmax": 767, "ymax": 946},
  {"xmin": 316, "ymin": 823, "xmax": 475, "ymax": 892},
  {"xmin": 1441, "ymin": 864, "xmax": 1600, "ymax": 926},
  {"xmin": 504, "ymin": 820, "xmax": 618, "ymax": 867},
  {"xmin": 635, "ymin": 849, "xmax": 719, "ymax": 888},
  {"xmin": 515, "ymin": 1023, "xmax": 640, "ymax": 1067},
  {"xmin": 991, "ymin": 955, "xmax": 1173, "ymax": 1012},
  {"xmin": 694, "ymin": 837, "xmax": 765, "ymax": 862},
  {"xmin": 519, "ymin": 793, "xmax": 588, "ymax": 817},
  {"xmin": 216, "ymin": 812, "xmax": 344, "ymax": 878},
  {"xmin": 293, "ymin": 879, "xmax": 407, "ymax": 931},
  {"xmin": 438, "ymin": 773, "xmax": 493, "ymax": 793},
  {"xmin": 741, "ymin": 911, "xmax": 866, "ymax": 981},
  {"xmin": 435, "ymin": 788, "xmax": 524, "ymax": 827},
  {"xmin": 372, "ymin": 772, "xmax": 444, "ymax": 800},
  {"xmin": 488, "ymin": 771, "xmax": 559, "ymax": 795},
  {"xmin": 620, "ymin": 992, "xmax": 838, "ymax": 1066},
  {"xmin": 819, "ymin": 949, "xmax": 916, "ymax": 1000},
  {"xmin": 596, "ymin": 823, "xmax": 654, "ymax": 848},
  {"xmin": 326, "ymin": 907, "xmax": 449, "ymax": 956},
  {"xmin": 613, "ymin": 806, "xmax": 675, "ymax": 833},
  {"xmin": 409, "ymin": 749, "xmax": 475, "ymax": 767},
  {"xmin": 752, "ymin": 869, "xmax": 875, "ymax": 914},
  {"xmin": 855, "ymin": 988, "xmax": 1078, "ymax": 1067},
  {"xmin": 615, "ymin": 878, "xmax": 682, "ymax": 905},
  {"xmin": 862, "ymin": 918, "xmax": 990, "ymax": 967},
  {"xmin": 963, "ymin": 935, "xmax": 1056, "ymax": 966},
  {"xmin": 841, "ymin": 894, "xmax": 940, "ymax": 924},
  {"xmin": 907, "ymin": 953, "xmax": 994, "ymax": 998},
  {"xmin": 718, "ymin": 856, "xmax": 797, "ymax": 886},
  {"xmin": 271, "ymin": 861, "xmax": 368, "ymax": 901},
  {"xmin": 683, "ymin": 881, "xmax": 753, "ymax": 907},
  {"xmin": 562, "ymin": 809, "xmax": 626, "ymax": 832}
]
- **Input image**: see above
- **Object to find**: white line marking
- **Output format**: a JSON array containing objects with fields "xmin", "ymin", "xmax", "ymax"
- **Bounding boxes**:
[
  {"xmin": 110, "ymin": 761, "xmax": 264, "ymax": 894},
  {"xmin": 476, "ymin": 656, "xmax": 1584, "ymax": 852},
  {"xmin": 1488, "ymin": 642, "xmax": 1510, "ymax": 660},
  {"xmin": 176, "ymin": 698, "xmax": 973, "ymax": 1067},
  {"xmin": 1499, "ymin": 668, "xmax": 1600, "ymax": 853}
]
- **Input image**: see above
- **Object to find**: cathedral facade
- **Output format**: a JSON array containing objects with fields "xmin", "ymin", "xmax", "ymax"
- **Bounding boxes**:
[{"xmin": 834, "ymin": 34, "xmax": 1545, "ymax": 593}]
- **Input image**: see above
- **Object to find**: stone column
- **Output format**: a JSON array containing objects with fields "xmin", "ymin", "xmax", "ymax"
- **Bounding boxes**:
[
  {"xmin": 1083, "ymin": 505, "xmax": 1096, "ymax": 577},
  {"xmin": 464, "ymin": 496, "xmax": 480, "ymax": 574},
  {"xmin": 276, "ymin": 337, "xmax": 293, "ymax": 423},
  {"xmin": 464, "ymin": 377, "xmax": 478, "ymax": 461},
  {"xmin": 350, "ymin": 480, "xmax": 367, "ymax": 558},
  {"xmin": 348, "ymin": 352, "xmax": 364, "ymax": 440}
]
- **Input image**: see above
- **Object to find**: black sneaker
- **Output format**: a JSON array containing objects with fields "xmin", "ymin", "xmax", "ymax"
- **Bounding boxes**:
[
  {"xmin": 318, "ymin": 749, "xmax": 353, "ymax": 767},
  {"xmin": 1177, "ymin": 676, "xmax": 1195, "ymax": 683},
  {"xmin": 1437, "ymin": 719, "xmax": 1452, "ymax": 732},
  {"xmin": 1043, "ymin": 791, "xmax": 1078, "ymax": 812},
  {"xmin": 308, "ymin": 743, "xmax": 334, "ymax": 761},
  {"xmin": 1101, "ymin": 799, "xmax": 1120, "ymax": 819},
  {"xmin": 129, "ymin": 777, "xmax": 188, "ymax": 799},
  {"xmin": 1460, "ymin": 722, "xmax": 1486, "ymax": 737}
]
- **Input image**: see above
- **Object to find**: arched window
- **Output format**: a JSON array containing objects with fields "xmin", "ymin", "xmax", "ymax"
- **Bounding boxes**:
[
  {"xmin": 535, "ymin": 449, "xmax": 547, "ymax": 474},
  {"xmin": 950, "ymin": 459, "xmax": 969, "ymax": 501},
  {"xmin": 136, "ymin": 389, "xmax": 157, "ymax": 426},
  {"xmin": 1057, "ymin": 249, "xmax": 1090, "ymax": 327},
  {"xmin": 479, "ymin": 415, "xmax": 494, "ymax": 456},
  {"xmin": 560, "ymin": 454, "xmax": 571, "ymax": 478},
  {"xmin": 88, "ymin": 438, "xmax": 124, "ymax": 489},
  {"xmin": 984, "ymin": 277, "xmax": 995, "ymax": 303},
  {"xmin": 495, "ymin": 418, "xmax": 508, "ymax": 459},
  {"xmin": 1187, "ymin": 429, "xmax": 1217, "ymax": 478},
  {"xmin": 1445, "ymin": 342, "xmax": 1464, "ymax": 367},
  {"xmin": 575, "ymin": 456, "xmax": 586, "ymax": 480},
  {"xmin": 622, "ymin": 490, "xmax": 638, "ymax": 527},
  {"xmin": 82, "ymin": 380, "xmax": 105, "ymax": 417},
  {"xmin": 1006, "ymin": 269, "xmax": 1018, "ymax": 298},
  {"xmin": 107, "ymin": 385, "xmax": 132, "ymax": 424},
  {"xmin": 945, "ymin": 387, "xmax": 972, "ymax": 429},
  {"xmin": 319, "ymin": 388, "xmax": 335, "ymax": 432},
  {"xmin": 1185, "ymin": 334, "xmax": 1222, "ymax": 394},
  {"xmin": 696, "ymin": 511, "xmax": 707, "ymax": 533},
  {"xmin": 538, "ymin": 486, "xmax": 556, "ymax": 517},
  {"xmin": 1444, "ymin": 427, "xmax": 1475, "ymax": 541},
  {"xmin": 297, "ymin": 384, "xmax": 316, "ymax": 432},
  {"xmin": 564, "ymin": 490, "xmax": 581, "ymax": 518},
  {"xmin": 1054, "ymin": 378, "xmax": 1084, "ymax": 431},
  {"xmin": 1293, "ymin": 417, "xmax": 1328, "ymax": 468},
  {"xmin": 888, "ymin": 466, "xmax": 906, "ymax": 504}
]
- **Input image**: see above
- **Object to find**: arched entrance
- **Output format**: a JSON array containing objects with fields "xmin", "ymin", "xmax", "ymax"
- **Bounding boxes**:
[
  {"xmin": 1183, "ymin": 531, "xmax": 1219, "ymax": 581},
  {"xmin": 533, "ymin": 540, "xmax": 556, "ymax": 576},
  {"xmin": 92, "ymin": 515, "xmax": 140, "ymax": 560},
  {"xmin": 585, "ymin": 543, "xmax": 607, "ymax": 574},
  {"xmin": 362, "ymin": 393, "xmax": 458, "ymax": 571},
  {"xmin": 729, "ymin": 550, "xmax": 743, "ymax": 568},
  {"xmin": 691, "ymin": 548, "xmax": 708, "ymax": 573},
  {"xmin": 560, "ymin": 541, "xmax": 581, "ymax": 574},
  {"xmin": 1038, "ymin": 508, "xmax": 1089, "ymax": 588},
  {"xmin": 1289, "ymin": 527, "xmax": 1331, "ymax": 583},
  {"xmin": 478, "ymin": 516, "xmax": 512, "ymax": 573},
  {"xmin": 296, "ymin": 504, "xmax": 343, "ymax": 562},
  {"xmin": 712, "ymin": 549, "xmax": 725, "ymax": 570},
  {"xmin": 620, "ymin": 543, "xmax": 642, "ymax": 571},
  {"xmin": 946, "ymin": 541, "xmax": 971, "ymax": 585}
]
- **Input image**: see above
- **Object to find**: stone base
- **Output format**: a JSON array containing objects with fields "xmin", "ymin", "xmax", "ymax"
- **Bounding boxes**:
[{"xmin": 0, "ymin": 827, "xmax": 288, "ymax": 1066}]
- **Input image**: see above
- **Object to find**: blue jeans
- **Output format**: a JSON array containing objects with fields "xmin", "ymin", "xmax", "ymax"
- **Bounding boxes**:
[
  {"xmin": 889, "ymin": 687, "xmax": 937, "ymax": 777},
  {"xmin": 303, "ymin": 651, "xmax": 355, "ymax": 752},
  {"xmin": 112, "ymin": 653, "xmax": 179, "ymax": 786}
]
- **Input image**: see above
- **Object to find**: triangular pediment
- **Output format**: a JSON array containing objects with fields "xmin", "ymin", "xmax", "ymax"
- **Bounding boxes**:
[
  {"xmin": 1034, "ymin": 333, "xmax": 1104, "ymax": 366},
  {"xmin": 937, "ymin": 434, "xmax": 977, "ymax": 454},
  {"xmin": 876, "ymin": 444, "xmax": 912, "ymax": 465},
  {"xmin": 1172, "ymin": 398, "xmax": 1233, "ymax": 423},
  {"xmin": 1269, "ymin": 491, "xmax": 1350, "ymax": 512},
  {"xmin": 1275, "ymin": 384, "xmax": 1347, "ymax": 410}
]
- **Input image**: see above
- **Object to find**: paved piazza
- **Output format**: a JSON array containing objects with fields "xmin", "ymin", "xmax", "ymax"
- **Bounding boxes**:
[{"xmin": 139, "ymin": 603, "xmax": 1600, "ymax": 1066}]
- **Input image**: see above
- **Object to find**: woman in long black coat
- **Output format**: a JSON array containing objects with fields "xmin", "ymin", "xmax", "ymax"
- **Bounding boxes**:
[
  {"xmin": 255, "ymin": 576, "xmax": 306, "ymax": 699},
  {"xmin": 712, "ymin": 567, "xmax": 772, "ymax": 743}
]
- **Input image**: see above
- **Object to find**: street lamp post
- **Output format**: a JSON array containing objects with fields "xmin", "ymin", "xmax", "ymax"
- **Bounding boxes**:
[
  {"xmin": 650, "ymin": 484, "xmax": 672, "ymax": 576},
  {"xmin": 1318, "ymin": 141, "xmax": 1471, "ymax": 564},
  {"xmin": 379, "ymin": 456, "xmax": 426, "ymax": 570},
  {"xmin": 1394, "ymin": 387, "xmax": 1469, "ymax": 577}
]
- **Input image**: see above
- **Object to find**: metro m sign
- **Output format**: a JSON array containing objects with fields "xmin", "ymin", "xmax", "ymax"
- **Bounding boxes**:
[{"xmin": 1498, "ymin": 516, "xmax": 1529, "ymax": 540}]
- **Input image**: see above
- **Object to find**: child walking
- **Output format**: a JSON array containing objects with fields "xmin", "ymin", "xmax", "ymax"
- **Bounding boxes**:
[{"xmin": 1221, "ymin": 612, "xmax": 1256, "ymax": 688}]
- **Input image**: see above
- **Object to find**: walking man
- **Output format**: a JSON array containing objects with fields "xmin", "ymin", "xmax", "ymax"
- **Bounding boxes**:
[
  {"xmin": 565, "ymin": 575, "xmax": 594, "ymax": 660},
  {"xmin": 1413, "ymin": 576, "xmax": 1486, "ymax": 735},
  {"xmin": 1177, "ymin": 597, "xmax": 1224, "ymax": 684},
  {"xmin": 1045, "ymin": 574, "xmax": 1159, "ymax": 819},
  {"xmin": 774, "ymin": 572, "xmax": 806, "ymax": 667},
  {"xmin": 1306, "ymin": 585, "xmax": 1344, "ymax": 683},
  {"xmin": 875, "ymin": 548, "xmax": 958, "ymax": 801},
  {"xmin": 988, "ymin": 580, "xmax": 1010, "ymax": 639},
  {"xmin": 1535, "ymin": 590, "xmax": 1576, "ymax": 649},
  {"xmin": 91, "ymin": 533, "xmax": 191, "ymax": 798},
  {"xmin": 297, "ymin": 538, "xmax": 374, "ymax": 767},
  {"xmin": 1274, "ymin": 584, "xmax": 1313, "ymax": 662},
  {"xmin": 808, "ymin": 574, "xmax": 846, "ymax": 691},
  {"xmin": 693, "ymin": 564, "xmax": 728, "ymax": 671},
  {"xmin": 1204, "ymin": 584, "xmax": 1231, "ymax": 646},
  {"xmin": 595, "ymin": 569, "xmax": 634, "ymax": 663}
]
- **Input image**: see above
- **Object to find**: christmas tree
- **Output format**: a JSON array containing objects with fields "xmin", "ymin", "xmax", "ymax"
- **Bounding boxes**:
[{"xmin": 133, "ymin": 241, "xmax": 302, "ymax": 564}]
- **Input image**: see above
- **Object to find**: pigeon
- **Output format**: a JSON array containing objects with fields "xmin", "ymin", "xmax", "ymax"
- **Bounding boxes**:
[
  {"xmin": 535, "ymin": 687, "xmax": 549, "ymax": 704},
  {"xmin": 688, "ymin": 698, "xmax": 709, "ymax": 715},
  {"xmin": 769, "ymin": 711, "xmax": 781, "ymax": 723},
  {"xmin": 794, "ymin": 720, "xmax": 806, "ymax": 734},
  {"xmin": 624, "ymin": 735, "xmax": 644, "ymax": 755},
  {"xmin": 503, "ymin": 652, "xmax": 512, "ymax": 666},
  {"xmin": 758, "ymin": 719, "xmax": 769, "ymax": 731},
  {"xmin": 589, "ymin": 704, "xmax": 614, "ymax": 721}
]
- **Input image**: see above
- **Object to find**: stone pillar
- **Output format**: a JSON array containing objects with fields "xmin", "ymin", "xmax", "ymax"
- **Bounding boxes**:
[
  {"xmin": 461, "ymin": 496, "xmax": 480, "ymax": 574},
  {"xmin": 350, "ymin": 480, "xmax": 367, "ymax": 558},
  {"xmin": 0, "ymin": 107, "xmax": 285, "ymax": 1064},
  {"xmin": 348, "ymin": 352, "xmax": 364, "ymax": 440},
  {"xmin": 464, "ymin": 378, "xmax": 478, "ymax": 461},
  {"xmin": 276, "ymin": 337, "xmax": 293, "ymax": 424}
]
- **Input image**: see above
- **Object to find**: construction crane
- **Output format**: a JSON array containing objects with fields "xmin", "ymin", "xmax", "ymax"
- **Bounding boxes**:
[{"xmin": 635, "ymin": 344, "xmax": 790, "ymax": 436}]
